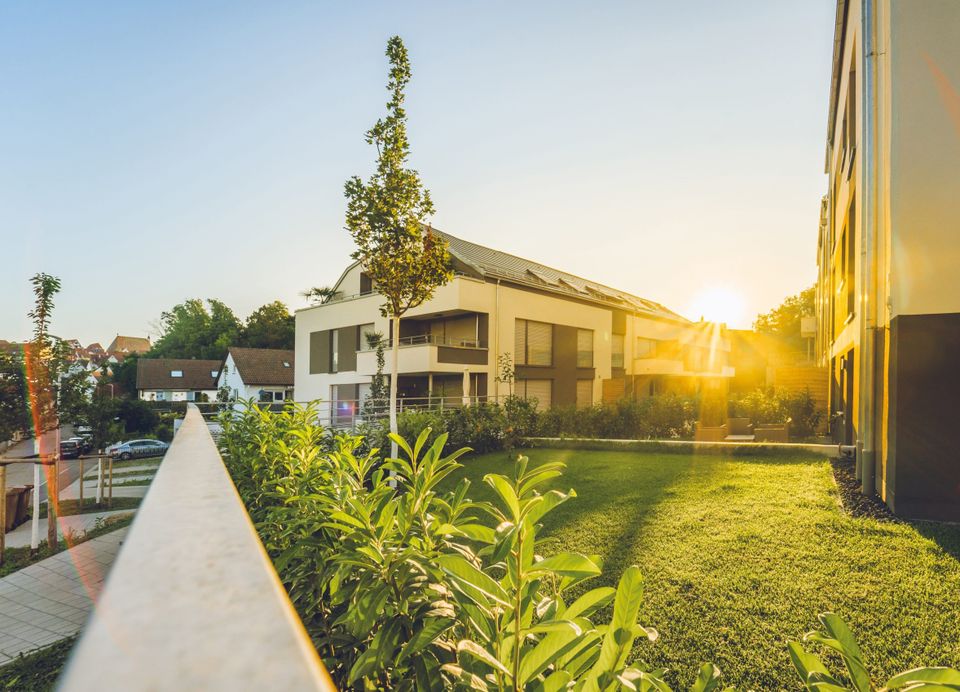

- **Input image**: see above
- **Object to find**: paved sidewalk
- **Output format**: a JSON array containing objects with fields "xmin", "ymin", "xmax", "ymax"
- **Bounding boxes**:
[
  {"xmin": 4, "ymin": 511, "xmax": 134, "ymax": 549},
  {"xmin": 0, "ymin": 528, "xmax": 128, "ymax": 666}
]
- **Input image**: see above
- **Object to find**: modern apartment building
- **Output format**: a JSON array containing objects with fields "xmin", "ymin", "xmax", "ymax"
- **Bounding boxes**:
[
  {"xmin": 295, "ymin": 230, "xmax": 733, "ymax": 420},
  {"xmin": 816, "ymin": 0, "xmax": 960, "ymax": 519}
]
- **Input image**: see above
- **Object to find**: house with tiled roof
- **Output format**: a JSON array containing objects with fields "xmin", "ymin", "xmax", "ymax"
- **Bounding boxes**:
[
  {"xmin": 136, "ymin": 358, "xmax": 221, "ymax": 402},
  {"xmin": 295, "ymin": 227, "xmax": 734, "ymax": 413},
  {"xmin": 217, "ymin": 347, "xmax": 294, "ymax": 403},
  {"xmin": 107, "ymin": 335, "xmax": 152, "ymax": 359}
]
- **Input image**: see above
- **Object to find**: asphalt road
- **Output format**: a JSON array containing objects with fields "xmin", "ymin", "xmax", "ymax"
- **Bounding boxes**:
[{"xmin": 3, "ymin": 426, "xmax": 84, "ymax": 502}]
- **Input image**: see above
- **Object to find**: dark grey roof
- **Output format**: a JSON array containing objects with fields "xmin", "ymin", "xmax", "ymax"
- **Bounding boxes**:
[{"xmin": 431, "ymin": 228, "xmax": 688, "ymax": 322}]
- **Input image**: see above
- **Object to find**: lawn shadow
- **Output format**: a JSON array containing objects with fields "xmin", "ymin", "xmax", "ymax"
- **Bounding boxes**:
[{"xmin": 910, "ymin": 519, "xmax": 960, "ymax": 563}]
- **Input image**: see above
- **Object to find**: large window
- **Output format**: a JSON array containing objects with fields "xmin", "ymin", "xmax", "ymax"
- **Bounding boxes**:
[
  {"xmin": 331, "ymin": 330, "xmax": 339, "ymax": 373},
  {"xmin": 515, "ymin": 319, "xmax": 552, "ymax": 366},
  {"xmin": 359, "ymin": 323, "xmax": 379, "ymax": 350},
  {"xmin": 517, "ymin": 379, "xmax": 552, "ymax": 411},
  {"xmin": 576, "ymin": 379, "xmax": 593, "ymax": 408},
  {"xmin": 611, "ymin": 334, "xmax": 625, "ymax": 368},
  {"xmin": 576, "ymin": 329, "xmax": 593, "ymax": 368}
]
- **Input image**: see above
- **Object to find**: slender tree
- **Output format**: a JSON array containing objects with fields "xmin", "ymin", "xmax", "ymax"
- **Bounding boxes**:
[
  {"xmin": 345, "ymin": 36, "xmax": 452, "ymax": 455},
  {"xmin": 24, "ymin": 273, "xmax": 62, "ymax": 443}
]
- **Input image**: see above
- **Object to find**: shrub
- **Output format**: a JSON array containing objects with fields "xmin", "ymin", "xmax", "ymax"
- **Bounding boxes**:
[
  {"xmin": 536, "ymin": 394, "xmax": 700, "ymax": 441},
  {"xmin": 729, "ymin": 387, "xmax": 823, "ymax": 439},
  {"xmin": 219, "ymin": 403, "xmax": 958, "ymax": 690}
]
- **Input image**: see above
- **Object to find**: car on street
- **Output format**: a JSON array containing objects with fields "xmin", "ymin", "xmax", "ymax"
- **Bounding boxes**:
[
  {"xmin": 66, "ymin": 436, "xmax": 91, "ymax": 454},
  {"xmin": 59, "ymin": 440, "xmax": 81, "ymax": 459},
  {"xmin": 110, "ymin": 439, "xmax": 170, "ymax": 461}
]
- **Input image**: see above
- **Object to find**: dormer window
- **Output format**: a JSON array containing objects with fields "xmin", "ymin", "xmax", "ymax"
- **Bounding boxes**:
[
  {"xmin": 282, "ymin": 361, "xmax": 291, "ymax": 368},
  {"xmin": 211, "ymin": 370, "xmax": 219, "ymax": 378},
  {"xmin": 171, "ymin": 370, "xmax": 183, "ymax": 378}
]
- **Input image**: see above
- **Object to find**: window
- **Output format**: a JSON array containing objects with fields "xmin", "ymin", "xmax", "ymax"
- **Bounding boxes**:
[
  {"xmin": 846, "ymin": 196, "xmax": 856, "ymax": 319},
  {"xmin": 331, "ymin": 330, "xmax": 339, "ymax": 373},
  {"xmin": 515, "ymin": 319, "xmax": 552, "ymax": 366},
  {"xmin": 576, "ymin": 379, "xmax": 593, "ymax": 408},
  {"xmin": 170, "ymin": 370, "xmax": 183, "ymax": 378},
  {"xmin": 273, "ymin": 391, "xmax": 284, "ymax": 402},
  {"xmin": 517, "ymin": 379, "xmax": 552, "ymax": 411},
  {"xmin": 635, "ymin": 338, "xmax": 657, "ymax": 359},
  {"xmin": 360, "ymin": 323, "xmax": 379, "ymax": 350},
  {"xmin": 210, "ymin": 370, "xmax": 218, "ymax": 378},
  {"xmin": 576, "ymin": 329, "xmax": 593, "ymax": 368},
  {"xmin": 282, "ymin": 361, "xmax": 290, "ymax": 368},
  {"xmin": 611, "ymin": 334, "xmax": 625, "ymax": 369}
]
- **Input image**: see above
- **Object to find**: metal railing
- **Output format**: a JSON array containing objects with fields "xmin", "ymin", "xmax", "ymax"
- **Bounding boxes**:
[
  {"xmin": 58, "ymin": 405, "xmax": 335, "ymax": 691},
  {"xmin": 359, "ymin": 334, "xmax": 487, "ymax": 350}
]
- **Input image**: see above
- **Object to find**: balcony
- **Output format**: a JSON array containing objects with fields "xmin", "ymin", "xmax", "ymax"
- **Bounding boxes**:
[{"xmin": 357, "ymin": 334, "xmax": 488, "ymax": 375}]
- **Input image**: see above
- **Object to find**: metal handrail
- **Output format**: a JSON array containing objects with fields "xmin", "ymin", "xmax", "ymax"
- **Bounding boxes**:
[{"xmin": 359, "ymin": 334, "xmax": 487, "ymax": 350}]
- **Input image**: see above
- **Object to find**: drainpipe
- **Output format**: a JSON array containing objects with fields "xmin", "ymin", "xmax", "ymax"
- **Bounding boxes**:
[
  {"xmin": 858, "ymin": 0, "xmax": 879, "ymax": 496},
  {"xmin": 494, "ymin": 279, "xmax": 501, "ymax": 401}
]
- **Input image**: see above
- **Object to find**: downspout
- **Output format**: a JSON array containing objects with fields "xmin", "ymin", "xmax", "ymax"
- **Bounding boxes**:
[
  {"xmin": 858, "ymin": 0, "xmax": 879, "ymax": 496},
  {"xmin": 494, "ymin": 279, "xmax": 501, "ymax": 401}
]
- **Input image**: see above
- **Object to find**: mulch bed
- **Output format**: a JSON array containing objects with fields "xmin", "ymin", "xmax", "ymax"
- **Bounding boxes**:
[{"xmin": 830, "ymin": 458, "xmax": 900, "ymax": 522}]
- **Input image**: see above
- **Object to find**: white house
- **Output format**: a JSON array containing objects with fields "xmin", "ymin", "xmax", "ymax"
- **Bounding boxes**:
[
  {"xmin": 136, "ymin": 358, "xmax": 221, "ymax": 402},
  {"xmin": 217, "ymin": 347, "xmax": 295, "ymax": 403}
]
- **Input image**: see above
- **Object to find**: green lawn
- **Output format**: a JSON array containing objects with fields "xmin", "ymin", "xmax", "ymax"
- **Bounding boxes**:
[
  {"xmin": 0, "ymin": 637, "xmax": 74, "ymax": 691},
  {"xmin": 451, "ymin": 448, "xmax": 960, "ymax": 690}
]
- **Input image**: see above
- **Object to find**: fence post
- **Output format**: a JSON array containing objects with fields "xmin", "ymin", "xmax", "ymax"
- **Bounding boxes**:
[
  {"xmin": 31, "ymin": 463, "xmax": 40, "ymax": 553},
  {"xmin": 108, "ymin": 457, "xmax": 114, "ymax": 509},
  {"xmin": 47, "ymin": 459, "xmax": 58, "ymax": 550},
  {"xmin": 96, "ymin": 455, "xmax": 104, "ymax": 505},
  {"xmin": 0, "ymin": 465, "xmax": 6, "ymax": 565},
  {"xmin": 79, "ymin": 457, "xmax": 84, "ymax": 508}
]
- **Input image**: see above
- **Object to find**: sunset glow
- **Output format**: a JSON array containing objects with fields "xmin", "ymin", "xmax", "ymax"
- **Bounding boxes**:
[{"xmin": 689, "ymin": 286, "xmax": 747, "ymax": 327}]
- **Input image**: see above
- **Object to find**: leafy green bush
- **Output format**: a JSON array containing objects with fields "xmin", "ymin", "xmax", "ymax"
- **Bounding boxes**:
[
  {"xmin": 536, "ymin": 395, "xmax": 700, "ymax": 440},
  {"xmin": 729, "ymin": 387, "xmax": 823, "ymax": 438},
  {"xmin": 220, "ymin": 403, "xmax": 957, "ymax": 690}
]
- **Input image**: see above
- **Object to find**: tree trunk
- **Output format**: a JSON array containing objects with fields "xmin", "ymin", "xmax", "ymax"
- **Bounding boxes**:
[{"xmin": 389, "ymin": 315, "xmax": 400, "ymax": 459}]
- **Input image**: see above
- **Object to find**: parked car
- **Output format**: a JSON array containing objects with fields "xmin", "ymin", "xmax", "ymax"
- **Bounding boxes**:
[
  {"xmin": 66, "ymin": 436, "xmax": 92, "ymax": 454},
  {"xmin": 59, "ymin": 440, "xmax": 81, "ymax": 459},
  {"xmin": 110, "ymin": 439, "xmax": 169, "ymax": 461}
]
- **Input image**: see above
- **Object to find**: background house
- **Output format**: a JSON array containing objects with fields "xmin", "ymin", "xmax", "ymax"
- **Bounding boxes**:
[
  {"xmin": 136, "ymin": 358, "xmax": 220, "ymax": 402},
  {"xmin": 217, "ymin": 347, "xmax": 294, "ymax": 402},
  {"xmin": 107, "ymin": 335, "xmax": 152, "ymax": 360}
]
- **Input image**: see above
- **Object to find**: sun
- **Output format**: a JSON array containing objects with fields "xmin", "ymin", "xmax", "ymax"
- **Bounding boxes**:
[{"xmin": 689, "ymin": 285, "xmax": 747, "ymax": 327}]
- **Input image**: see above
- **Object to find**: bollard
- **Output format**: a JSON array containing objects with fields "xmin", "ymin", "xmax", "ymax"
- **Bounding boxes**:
[
  {"xmin": 31, "ymin": 463, "xmax": 40, "ymax": 553},
  {"xmin": 97, "ymin": 453, "xmax": 104, "ymax": 505},
  {"xmin": 79, "ymin": 457, "xmax": 84, "ymax": 507},
  {"xmin": 47, "ymin": 458, "xmax": 58, "ymax": 550}
]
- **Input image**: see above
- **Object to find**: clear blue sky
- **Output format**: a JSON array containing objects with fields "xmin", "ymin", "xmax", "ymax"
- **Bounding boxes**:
[{"xmin": 1, "ymin": 1, "xmax": 834, "ymax": 344}]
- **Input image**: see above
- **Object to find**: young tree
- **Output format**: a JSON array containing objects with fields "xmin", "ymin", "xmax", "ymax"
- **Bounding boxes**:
[
  {"xmin": 242, "ymin": 301, "xmax": 294, "ymax": 350},
  {"xmin": 24, "ymin": 273, "xmax": 62, "ymax": 443},
  {"xmin": 345, "ymin": 36, "xmax": 452, "ymax": 455},
  {"xmin": 150, "ymin": 298, "xmax": 242, "ymax": 360},
  {"xmin": 0, "ymin": 347, "xmax": 29, "ymax": 443},
  {"xmin": 362, "ymin": 331, "xmax": 388, "ymax": 417}
]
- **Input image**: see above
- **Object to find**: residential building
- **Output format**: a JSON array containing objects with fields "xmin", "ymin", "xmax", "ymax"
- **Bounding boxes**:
[
  {"xmin": 815, "ymin": 0, "xmax": 960, "ymax": 519},
  {"xmin": 217, "ymin": 347, "xmax": 295, "ymax": 402},
  {"xmin": 295, "ymin": 229, "xmax": 734, "ymax": 420},
  {"xmin": 136, "ymin": 358, "xmax": 220, "ymax": 402},
  {"xmin": 107, "ymin": 335, "xmax": 152, "ymax": 359}
]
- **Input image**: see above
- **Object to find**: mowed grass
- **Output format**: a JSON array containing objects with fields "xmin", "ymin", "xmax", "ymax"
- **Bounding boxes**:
[{"xmin": 450, "ymin": 448, "xmax": 960, "ymax": 689}]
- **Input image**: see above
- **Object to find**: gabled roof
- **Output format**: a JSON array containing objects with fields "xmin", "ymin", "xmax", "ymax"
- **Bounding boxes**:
[
  {"xmin": 107, "ymin": 335, "xmax": 152, "ymax": 354},
  {"xmin": 136, "ymin": 358, "xmax": 221, "ymax": 391},
  {"xmin": 431, "ymin": 228, "xmax": 688, "ymax": 322},
  {"xmin": 226, "ymin": 347, "xmax": 294, "ymax": 387}
]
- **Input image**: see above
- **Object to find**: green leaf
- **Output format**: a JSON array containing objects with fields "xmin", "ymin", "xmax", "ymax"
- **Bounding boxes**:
[
  {"xmin": 788, "ymin": 641, "xmax": 835, "ymax": 689},
  {"xmin": 562, "ymin": 587, "xmax": 616, "ymax": 620},
  {"xmin": 398, "ymin": 618, "xmax": 454, "ymax": 662},
  {"xmin": 691, "ymin": 663, "xmax": 722, "ymax": 692},
  {"xmin": 529, "ymin": 552, "xmax": 602, "ymax": 579},
  {"xmin": 884, "ymin": 666, "xmax": 960, "ymax": 689},
  {"xmin": 484, "ymin": 473, "xmax": 521, "ymax": 522},
  {"xmin": 518, "ymin": 618, "xmax": 593, "ymax": 684},
  {"xmin": 589, "ymin": 565, "xmax": 645, "ymax": 677},
  {"xmin": 816, "ymin": 613, "xmax": 871, "ymax": 692},
  {"xmin": 436, "ymin": 553, "xmax": 510, "ymax": 607},
  {"xmin": 457, "ymin": 639, "xmax": 513, "ymax": 678}
]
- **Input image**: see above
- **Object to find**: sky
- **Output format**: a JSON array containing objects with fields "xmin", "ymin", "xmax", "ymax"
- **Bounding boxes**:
[{"xmin": 0, "ymin": 1, "xmax": 835, "ymax": 345}]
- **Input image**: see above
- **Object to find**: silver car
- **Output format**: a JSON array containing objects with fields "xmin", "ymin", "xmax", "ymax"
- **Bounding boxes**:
[{"xmin": 111, "ymin": 439, "xmax": 169, "ymax": 461}]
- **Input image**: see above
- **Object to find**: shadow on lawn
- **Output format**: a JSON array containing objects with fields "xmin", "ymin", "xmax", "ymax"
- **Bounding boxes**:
[{"xmin": 911, "ymin": 520, "xmax": 960, "ymax": 563}]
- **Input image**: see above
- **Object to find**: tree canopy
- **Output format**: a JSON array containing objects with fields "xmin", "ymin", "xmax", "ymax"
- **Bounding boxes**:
[
  {"xmin": 754, "ymin": 285, "xmax": 816, "ymax": 349},
  {"xmin": 149, "ymin": 299, "xmax": 242, "ymax": 360},
  {"xmin": 241, "ymin": 301, "xmax": 294, "ymax": 350}
]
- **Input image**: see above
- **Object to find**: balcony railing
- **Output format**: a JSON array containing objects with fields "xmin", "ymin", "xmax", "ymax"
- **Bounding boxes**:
[
  {"xmin": 58, "ymin": 404, "xmax": 335, "ymax": 691},
  {"xmin": 360, "ymin": 334, "xmax": 487, "ymax": 350}
]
